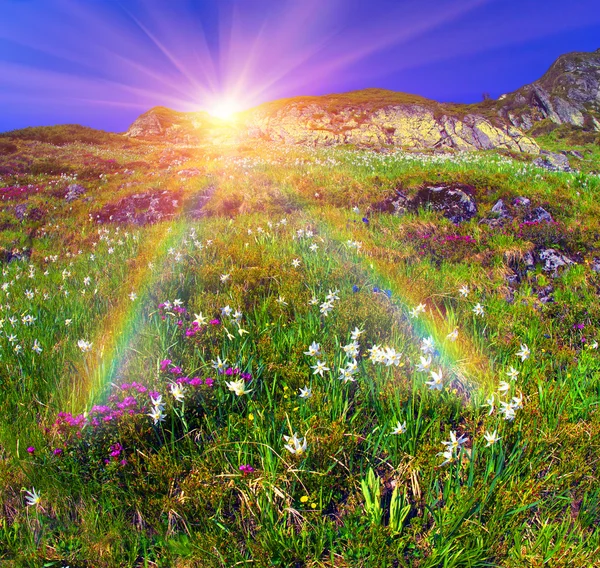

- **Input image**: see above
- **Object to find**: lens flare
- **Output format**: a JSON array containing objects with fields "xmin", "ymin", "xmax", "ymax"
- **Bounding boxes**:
[{"xmin": 207, "ymin": 98, "xmax": 242, "ymax": 121}]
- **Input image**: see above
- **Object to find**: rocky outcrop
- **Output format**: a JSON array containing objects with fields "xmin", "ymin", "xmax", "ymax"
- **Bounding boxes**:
[
  {"xmin": 125, "ymin": 49, "xmax": 600, "ymax": 151},
  {"xmin": 494, "ymin": 49, "xmax": 600, "ymax": 131},
  {"xmin": 244, "ymin": 100, "xmax": 538, "ymax": 152}
]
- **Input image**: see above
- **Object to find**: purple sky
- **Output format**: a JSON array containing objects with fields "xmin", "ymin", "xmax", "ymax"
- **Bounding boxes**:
[{"xmin": 1, "ymin": 0, "xmax": 599, "ymax": 132}]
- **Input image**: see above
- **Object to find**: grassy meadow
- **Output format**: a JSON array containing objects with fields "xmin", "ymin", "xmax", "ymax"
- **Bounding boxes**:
[{"xmin": 0, "ymin": 127, "xmax": 599, "ymax": 566}]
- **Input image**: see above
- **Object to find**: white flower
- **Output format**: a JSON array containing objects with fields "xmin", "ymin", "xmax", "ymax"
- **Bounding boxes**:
[
  {"xmin": 483, "ymin": 394, "xmax": 495, "ymax": 415},
  {"xmin": 221, "ymin": 305, "xmax": 232, "ymax": 317},
  {"xmin": 420, "ymin": 336, "xmax": 435, "ymax": 355},
  {"xmin": 150, "ymin": 394, "xmax": 164, "ymax": 409},
  {"xmin": 32, "ymin": 339, "xmax": 42, "ymax": 354},
  {"xmin": 311, "ymin": 360, "xmax": 330, "ymax": 377},
  {"xmin": 383, "ymin": 346, "xmax": 402, "ymax": 367},
  {"xmin": 459, "ymin": 285, "xmax": 470, "ymax": 297},
  {"xmin": 446, "ymin": 328, "xmax": 459, "ymax": 342},
  {"xmin": 319, "ymin": 301, "xmax": 333, "ymax": 316},
  {"xmin": 426, "ymin": 368, "xmax": 444, "ymax": 391},
  {"xmin": 309, "ymin": 243, "xmax": 318, "ymax": 252},
  {"xmin": 304, "ymin": 342, "xmax": 321, "ymax": 357},
  {"xmin": 473, "ymin": 303, "xmax": 484, "ymax": 316},
  {"xmin": 25, "ymin": 289, "xmax": 34, "ymax": 300},
  {"xmin": 325, "ymin": 289, "xmax": 340, "ymax": 302},
  {"xmin": 516, "ymin": 344, "xmax": 530, "ymax": 361},
  {"xmin": 410, "ymin": 303, "xmax": 426, "ymax": 318},
  {"xmin": 24, "ymin": 488, "xmax": 41, "ymax": 507},
  {"xmin": 211, "ymin": 356, "xmax": 228, "ymax": 372},
  {"xmin": 276, "ymin": 296, "xmax": 288, "ymax": 306},
  {"xmin": 129, "ymin": 292, "xmax": 137, "ymax": 301},
  {"xmin": 291, "ymin": 258, "xmax": 301, "ymax": 268},
  {"xmin": 507, "ymin": 366, "xmax": 519, "ymax": 381},
  {"xmin": 283, "ymin": 433, "xmax": 307, "ymax": 455},
  {"xmin": 308, "ymin": 296, "xmax": 319, "ymax": 306},
  {"xmin": 498, "ymin": 381, "xmax": 510, "ymax": 394},
  {"xmin": 499, "ymin": 401, "xmax": 516, "ymax": 421},
  {"xmin": 65, "ymin": 319, "xmax": 72, "ymax": 326},
  {"xmin": 350, "ymin": 327, "xmax": 364, "ymax": 341},
  {"xmin": 441, "ymin": 430, "xmax": 468, "ymax": 454},
  {"xmin": 484, "ymin": 430, "xmax": 501, "ymax": 447},
  {"xmin": 342, "ymin": 341, "xmax": 360, "ymax": 359},
  {"xmin": 173, "ymin": 299, "xmax": 183, "ymax": 307},
  {"xmin": 193, "ymin": 312, "xmax": 207, "ymax": 326},
  {"xmin": 391, "ymin": 421, "xmax": 406, "ymax": 435},
  {"xmin": 220, "ymin": 273, "xmax": 231, "ymax": 282},
  {"xmin": 77, "ymin": 339, "xmax": 92, "ymax": 353},
  {"xmin": 299, "ymin": 386, "xmax": 312, "ymax": 399},
  {"xmin": 148, "ymin": 405, "xmax": 166, "ymax": 424},
  {"xmin": 226, "ymin": 379, "xmax": 252, "ymax": 396},
  {"xmin": 416, "ymin": 355, "xmax": 432, "ymax": 372},
  {"xmin": 169, "ymin": 382, "xmax": 186, "ymax": 403}
]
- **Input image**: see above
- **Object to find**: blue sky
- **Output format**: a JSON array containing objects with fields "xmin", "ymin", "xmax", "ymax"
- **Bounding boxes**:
[{"xmin": 1, "ymin": 0, "xmax": 599, "ymax": 132}]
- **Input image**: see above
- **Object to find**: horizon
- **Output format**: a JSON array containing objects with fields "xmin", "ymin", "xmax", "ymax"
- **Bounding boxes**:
[{"xmin": 1, "ymin": 0, "xmax": 600, "ymax": 133}]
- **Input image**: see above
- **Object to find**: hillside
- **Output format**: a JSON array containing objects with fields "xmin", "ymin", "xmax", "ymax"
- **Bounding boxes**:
[{"xmin": 125, "ymin": 49, "xmax": 600, "ymax": 153}]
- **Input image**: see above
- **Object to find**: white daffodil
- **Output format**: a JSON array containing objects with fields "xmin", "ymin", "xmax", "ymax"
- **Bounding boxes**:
[
  {"xmin": 193, "ymin": 312, "xmax": 207, "ymax": 326},
  {"xmin": 77, "ymin": 339, "xmax": 92, "ymax": 353},
  {"xmin": 24, "ymin": 488, "xmax": 41, "ymax": 507},
  {"xmin": 221, "ymin": 305, "xmax": 232, "ymax": 317},
  {"xmin": 484, "ymin": 430, "xmax": 501, "ymax": 447},
  {"xmin": 507, "ymin": 366, "xmax": 519, "ymax": 381},
  {"xmin": 483, "ymin": 394, "xmax": 495, "ymax": 415},
  {"xmin": 426, "ymin": 368, "xmax": 444, "ymax": 391},
  {"xmin": 311, "ymin": 360, "xmax": 330, "ymax": 377},
  {"xmin": 410, "ymin": 303, "xmax": 426, "ymax": 318},
  {"xmin": 283, "ymin": 433, "xmax": 307, "ymax": 455},
  {"xmin": 211, "ymin": 356, "xmax": 228, "ymax": 372},
  {"xmin": 416, "ymin": 355, "xmax": 432, "ymax": 373},
  {"xmin": 226, "ymin": 379, "xmax": 252, "ymax": 397},
  {"xmin": 304, "ymin": 342, "xmax": 321, "ymax": 357},
  {"xmin": 299, "ymin": 386, "xmax": 312, "ymax": 399},
  {"xmin": 350, "ymin": 327, "xmax": 364, "ymax": 341},
  {"xmin": 459, "ymin": 285, "xmax": 470, "ymax": 297},
  {"xmin": 473, "ymin": 303, "xmax": 484, "ymax": 316},
  {"xmin": 148, "ymin": 405, "xmax": 166, "ymax": 425},
  {"xmin": 516, "ymin": 344, "xmax": 530, "ymax": 361},
  {"xmin": 446, "ymin": 328, "xmax": 459, "ymax": 342},
  {"xmin": 441, "ymin": 431, "xmax": 468, "ymax": 454},
  {"xmin": 391, "ymin": 421, "xmax": 407, "ymax": 435},
  {"xmin": 169, "ymin": 382, "xmax": 186, "ymax": 403},
  {"xmin": 498, "ymin": 381, "xmax": 511, "ymax": 394},
  {"xmin": 421, "ymin": 336, "xmax": 435, "ymax": 355},
  {"xmin": 291, "ymin": 258, "xmax": 301, "ymax": 268}
]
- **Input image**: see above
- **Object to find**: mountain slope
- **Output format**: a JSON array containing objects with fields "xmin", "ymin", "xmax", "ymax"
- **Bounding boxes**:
[{"xmin": 125, "ymin": 49, "xmax": 600, "ymax": 153}]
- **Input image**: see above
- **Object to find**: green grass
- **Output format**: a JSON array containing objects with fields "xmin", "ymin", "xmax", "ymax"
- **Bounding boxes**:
[{"xmin": 0, "ymin": 133, "xmax": 599, "ymax": 567}]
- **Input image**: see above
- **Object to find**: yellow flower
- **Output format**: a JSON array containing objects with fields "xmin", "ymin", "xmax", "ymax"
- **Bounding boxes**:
[
  {"xmin": 248, "ymin": 413, "xmax": 254, "ymax": 421},
  {"xmin": 310, "ymin": 503, "xmax": 317, "ymax": 509},
  {"xmin": 300, "ymin": 495, "xmax": 309, "ymax": 503}
]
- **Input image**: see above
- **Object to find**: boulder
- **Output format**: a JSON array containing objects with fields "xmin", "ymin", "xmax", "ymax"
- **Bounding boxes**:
[
  {"xmin": 539, "ymin": 248, "xmax": 575, "ymax": 273},
  {"xmin": 533, "ymin": 151, "xmax": 573, "ymax": 172},
  {"xmin": 413, "ymin": 184, "xmax": 477, "ymax": 224}
]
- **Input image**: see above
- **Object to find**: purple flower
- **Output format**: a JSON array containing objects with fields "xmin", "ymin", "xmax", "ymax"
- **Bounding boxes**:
[
  {"xmin": 160, "ymin": 359, "xmax": 172, "ymax": 371},
  {"xmin": 204, "ymin": 377, "xmax": 215, "ymax": 387},
  {"xmin": 239, "ymin": 464, "xmax": 255, "ymax": 475},
  {"xmin": 210, "ymin": 318, "xmax": 220, "ymax": 326},
  {"xmin": 27, "ymin": 446, "xmax": 35, "ymax": 454},
  {"xmin": 53, "ymin": 448, "xmax": 63, "ymax": 456}
]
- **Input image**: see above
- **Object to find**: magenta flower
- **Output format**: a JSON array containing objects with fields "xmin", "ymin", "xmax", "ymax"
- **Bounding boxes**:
[
  {"xmin": 239, "ymin": 464, "xmax": 255, "ymax": 475},
  {"xmin": 27, "ymin": 446, "xmax": 35, "ymax": 454}
]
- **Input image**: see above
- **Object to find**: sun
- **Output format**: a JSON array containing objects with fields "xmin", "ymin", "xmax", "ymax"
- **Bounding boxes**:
[{"xmin": 207, "ymin": 99, "xmax": 241, "ymax": 121}]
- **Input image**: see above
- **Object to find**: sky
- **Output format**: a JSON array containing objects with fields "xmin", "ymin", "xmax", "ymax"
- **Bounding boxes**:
[{"xmin": 1, "ymin": 0, "xmax": 599, "ymax": 132}]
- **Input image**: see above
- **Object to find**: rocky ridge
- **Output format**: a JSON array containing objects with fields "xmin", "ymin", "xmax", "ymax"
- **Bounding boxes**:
[{"xmin": 126, "ymin": 49, "xmax": 600, "ymax": 153}]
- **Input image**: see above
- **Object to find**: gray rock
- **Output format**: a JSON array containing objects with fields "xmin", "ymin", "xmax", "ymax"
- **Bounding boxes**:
[
  {"xmin": 533, "ymin": 151, "xmax": 573, "ymax": 172},
  {"xmin": 414, "ymin": 184, "xmax": 477, "ymax": 224},
  {"xmin": 525, "ymin": 207, "xmax": 554, "ymax": 224},
  {"xmin": 539, "ymin": 248, "xmax": 575, "ymax": 273},
  {"xmin": 491, "ymin": 199, "xmax": 510, "ymax": 216},
  {"xmin": 513, "ymin": 196, "xmax": 531, "ymax": 208},
  {"xmin": 591, "ymin": 258, "xmax": 600, "ymax": 272},
  {"xmin": 65, "ymin": 183, "xmax": 86, "ymax": 202}
]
